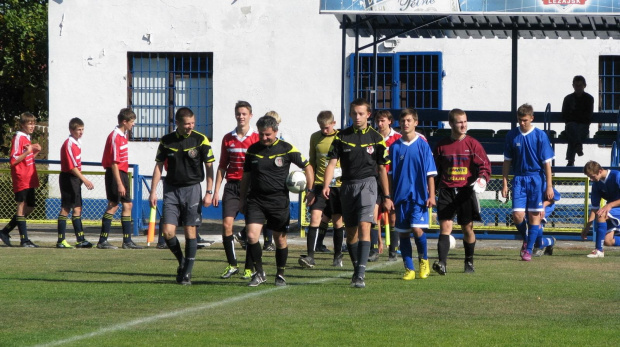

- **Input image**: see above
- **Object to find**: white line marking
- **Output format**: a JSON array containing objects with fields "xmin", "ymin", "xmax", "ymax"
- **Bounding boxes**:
[{"xmin": 34, "ymin": 261, "xmax": 400, "ymax": 347}]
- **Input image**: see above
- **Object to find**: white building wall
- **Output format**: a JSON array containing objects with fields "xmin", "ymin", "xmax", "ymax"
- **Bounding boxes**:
[{"xmin": 49, "ymin": 0, "xmax": 620, "ymax": 185}]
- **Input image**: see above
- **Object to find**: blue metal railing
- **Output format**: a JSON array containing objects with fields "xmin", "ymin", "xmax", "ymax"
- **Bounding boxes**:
[{"xmin": 0, "ymin": 159, "xmax": 142, "ymax": 236}]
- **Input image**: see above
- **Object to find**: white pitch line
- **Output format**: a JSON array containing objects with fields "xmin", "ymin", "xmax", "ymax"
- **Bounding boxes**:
[{"xmin": 34, "ymin": 260, "xmax": 401, "ymax": 347}]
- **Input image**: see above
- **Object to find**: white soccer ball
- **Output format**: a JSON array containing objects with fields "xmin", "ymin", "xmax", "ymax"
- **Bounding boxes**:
[
  {"xmin": 286, "ymin": 170, "xmax": 307, "ymax": 194},
  {"xmin": 449, "ymin": 235, "xmax": 456, "ymax": 249}
]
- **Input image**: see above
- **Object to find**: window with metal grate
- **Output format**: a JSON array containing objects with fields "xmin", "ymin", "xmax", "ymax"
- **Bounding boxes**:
[{"xmin": 127, "ymin": 52, "xmax": 213, "ymax": 141}]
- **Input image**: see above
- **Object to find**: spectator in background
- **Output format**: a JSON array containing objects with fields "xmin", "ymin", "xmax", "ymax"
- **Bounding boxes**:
[{"xmin": 562, "ymin": 75, "xmax": 594, "ymax": 167}]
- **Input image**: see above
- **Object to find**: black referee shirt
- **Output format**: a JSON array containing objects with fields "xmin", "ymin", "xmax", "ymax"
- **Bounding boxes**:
[
  {"xmin": 244, "ymin": 139, "xmax": 309, "ymax": 196},
  {"xmin": 155, "ymin": 130, "xmax": 215, "ymax": 186},
  {"xmin": 327, "ymin": 125, "xmax": 389, "ymax": 181}
]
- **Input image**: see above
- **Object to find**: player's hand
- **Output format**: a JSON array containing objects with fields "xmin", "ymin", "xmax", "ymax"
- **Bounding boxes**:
[
  {"xmin": 305, "ymin": 190, "xmax": 316, "ymax": 206},
  {"xmin": 377, "ymin": 239, "xmax": 384, "ymax": 254},
  {"xmin": 149, "ymin": 192, "xmax": 158, "ymax": 208},
  {"xmin": 426, "ymin": 195, "xmax": 436, "ymax": 208},
  {"xmin": 203, "ymin": 193, "xmax": 212, "ymax": 208},
  {"xmin": 23, "ymin": 143, "xmax": 32, "ymax": 154},
  {"xmin": 212, "ymin": 191, "xmax": 220, "ymax": 207},
  {"xmin": 382, "ymin": 198, "xmax": 394, "ymax": 212},
  {"xmin": 83, "ymin": 179, "xmax": 94, "ymax": 190},
  {"xmin": 501, "ymin": 185, "xmax": 508, "ymax": 199},
  {"xmin": 596, "ymin": 204, "xmax": 611, "ymax": 218},
  {"xmin": 118, "ymin": 185, "xmax": 126, "ymax": 197},
  {"xmin": 545, "ymin": 186, "xmax": 554, "ymax": 201},
  {"xmin": 31, "ymin": 143, "xmax": 41, "ymax": 154},
  {"xmin": 471, "ymin": 177, "xmax": 487, "ymax": 194},
  {"xmin": 322, "ymin": 186, "xmax": 331, "ymax": 200},
  {"xmin": 580, "ymin": 227, "xmax": 589, "ymax": 240}
]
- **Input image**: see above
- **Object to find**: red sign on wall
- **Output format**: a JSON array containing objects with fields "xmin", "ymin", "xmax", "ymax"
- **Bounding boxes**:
[{"xmin": 541, "ymin": 0, "xmax": 588, "ymax": 5}]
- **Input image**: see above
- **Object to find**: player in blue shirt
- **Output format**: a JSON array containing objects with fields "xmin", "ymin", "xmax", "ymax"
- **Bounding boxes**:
[
  {"xmin": 502, "ymin": 104, "xmax": 555, "ymax": 261},
  {"xmin": 388, "ymin": 108, "xmax": 437, "ymax": 280},
  {"xmin": 581, "ymin": 161, "xmax": 620, "ymax": 258}
]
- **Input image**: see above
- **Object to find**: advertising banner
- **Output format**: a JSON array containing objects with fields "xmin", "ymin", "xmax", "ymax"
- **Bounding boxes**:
[{"xmin": 319, "ymin": 0, "xmax": 620, "ymax": 15}]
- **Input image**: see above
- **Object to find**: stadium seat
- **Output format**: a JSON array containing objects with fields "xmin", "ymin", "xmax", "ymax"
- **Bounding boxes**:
[
  {"xmin": 432, "ymin": 128, "xmax": 452, "ymax": 137},
  {"xmin": 466, "ymin": 129, "xmax": 495, "ymax": 138},
  {"xmin": 416, "ymin": 127, "xmax": 431, "ymax": 137},
  {"xmin": 558, "ymin": 130, "xmax": 567, "ymax": 140},
  {"xmin": 593, "ymin": 130, "xmax": 618, "ymax": 139},
  {"xmin": 544, "ymin": 130, "xmax": 557, "ymax": 138},
  {"xmin": 495, "ymin": 129, "xmax": 510, "ymax": 138}
]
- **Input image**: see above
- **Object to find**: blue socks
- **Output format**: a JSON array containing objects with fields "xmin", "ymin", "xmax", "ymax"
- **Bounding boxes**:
[
  {"xmin": 413, "ymin": 233, "xmax": 428, "ymax": 260},
  {"xmin": 526, "ymin": 224, "xmax": 541, "ymax": 253},
  {"xmin": 400, "ymin": 232, "xmax": 428, "ymax": 271},
  {"xmin": 399, "ymin": 234, "xmax": 414, "ymax": 270},
  {"xmin": 595, "ymin": 221, "xmax": 607, "ymax": 251}
]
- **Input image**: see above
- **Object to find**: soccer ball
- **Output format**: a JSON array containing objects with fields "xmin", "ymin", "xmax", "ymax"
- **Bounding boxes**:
[
  {"xmin": 449, "ymin": 235, "xmax": 456, "ymax": 249},
  {"xmin": 286, "ymin": 170, "xmax": 307, "ymax": 194}
]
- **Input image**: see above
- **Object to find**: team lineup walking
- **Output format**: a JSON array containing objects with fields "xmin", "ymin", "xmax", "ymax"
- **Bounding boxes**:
[{"xmin": 1, "ymin": 100, "xmax": 619, "ymax": 288}]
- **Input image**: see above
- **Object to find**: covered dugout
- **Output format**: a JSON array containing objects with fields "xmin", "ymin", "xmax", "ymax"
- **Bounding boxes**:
[{"xmin": 312, "ymin": 0, "xmax": 620, "ymax": 240}]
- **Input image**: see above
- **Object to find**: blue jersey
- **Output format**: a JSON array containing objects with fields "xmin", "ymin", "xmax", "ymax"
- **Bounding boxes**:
[
  {"xmin": 591, "ymin": 170, "xmax": 620, "ymax": 209},
  {"xmin": 504, "ymin": 127, "xmax": 554, "ymax": 176},
  {"xmin": 389, "ymin": 135, "xmax": 437, "ymax": 206}
]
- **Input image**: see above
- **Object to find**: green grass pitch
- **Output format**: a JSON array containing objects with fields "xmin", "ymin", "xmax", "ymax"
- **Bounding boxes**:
[{"xmin": 0, "ymin": 237, "xmax": 618, "ymax": 346}]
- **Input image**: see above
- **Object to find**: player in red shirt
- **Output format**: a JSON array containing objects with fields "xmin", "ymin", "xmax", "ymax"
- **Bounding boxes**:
[
  {"xmin": 97, "ymin": 108, "xmax": 141, "ymax": 249},
  {"xmin": 213, "ymin": 101, "xmax": 259, "ymax": 279},
  {"xmin": 0, "ymin": 112, "xmax": 41, "ymax": 247},
  {"xmin": 433, "ymin": 109, "xmax": 491, "ymax": 274},
  {"xmin": 56, "ymin": 118, "xmax": 95, "ymax": 248},
  {"xmin": 369, "ymin": 110, "xmax": 402, "ymax": 262}
]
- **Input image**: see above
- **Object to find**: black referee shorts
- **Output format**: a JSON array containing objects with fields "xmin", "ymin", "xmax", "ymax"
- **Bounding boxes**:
[{"xmin": 245, "ymin": 193, "xmax": 290, "ymax": 232}]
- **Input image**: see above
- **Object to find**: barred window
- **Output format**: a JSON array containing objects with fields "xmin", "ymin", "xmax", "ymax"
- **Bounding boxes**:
[
  {"xmin": 351, "ymin": 52, "xmax": 442, "ymax": 111},
  {"xmin": 599, "ymin": 56, "xmax": 620, "ymax": 112},
  {"xmin": 127, "ymin": 52, "xmax": 213, "ymax": 141}
]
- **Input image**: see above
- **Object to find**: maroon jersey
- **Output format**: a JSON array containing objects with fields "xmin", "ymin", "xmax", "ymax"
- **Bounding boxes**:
[
  {"xmin": 60, "ymin": 136, "xmax": 82, "ymax": 173},
  {"xmin": 433, "ymin": 135, "xmax": 491, "ymax": 189},
  {"xmin": 218, "ymin": 128, "xmax": 259, "ymax": 181},
  {"xmin": 102, "ymin": 127, "xmax": 129, "ymax": 172},
  {"xmin": 10, "ymin": 131, "xmax": 39, "ymax": 193}
]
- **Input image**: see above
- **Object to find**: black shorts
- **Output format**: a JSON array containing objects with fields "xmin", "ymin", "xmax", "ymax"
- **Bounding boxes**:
[
  {"xmin": 309, "ymin": 185, "xmax": 329, "ymax": 212},
  {"xmin": 15, "ymin": 188, "xmax": 36, "ymax": 207},
  {"xmin": 221, "ymin": 180, "xmax": 241, "ymax": 219},
  {"xmin": 105, "ymin": 169, "xmax": 131, "ymax": 204},
  {"xmin": 437, "ymin": 186, "xmax": 481, "ymax": 225},
  {"xmin": 310, "ymin": 185, "xmax": 343, "ymax": 218},
  {"xmin": 59, "ymin": 172, "xmax": 82, "ymax": 209},
  {"xmin": 328, "ymin": 186, "xmax": 342, "ymax": 216},
  {"xmin": 245, "ymin": 194, "xmax": 290, "ymax": 232}
]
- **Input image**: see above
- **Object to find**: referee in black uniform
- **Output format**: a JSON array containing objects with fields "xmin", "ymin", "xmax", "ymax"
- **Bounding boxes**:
[
  {"xmin": 323, "ymin": 98, "xmax": 393, "ymax": 288},
  {"xmin": 149, "ymin": 107, "xmax": 215, "ymax": 285},
  {"xmin": 240, "ymin": 115, "xmax": 314, "ymax": 287}
]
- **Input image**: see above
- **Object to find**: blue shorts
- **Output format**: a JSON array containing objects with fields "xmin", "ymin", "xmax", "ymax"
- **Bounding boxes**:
[
  {"xmin": 394, "ymin": 201, "xmax": 429, "ymax": 232},
  {"xmin": 601, "ymin": 207, "xmax": 620, "ymax": 234},
  {"xmin": 512, "ymin": 175, "xmax": 543, "ymax": 212}
]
